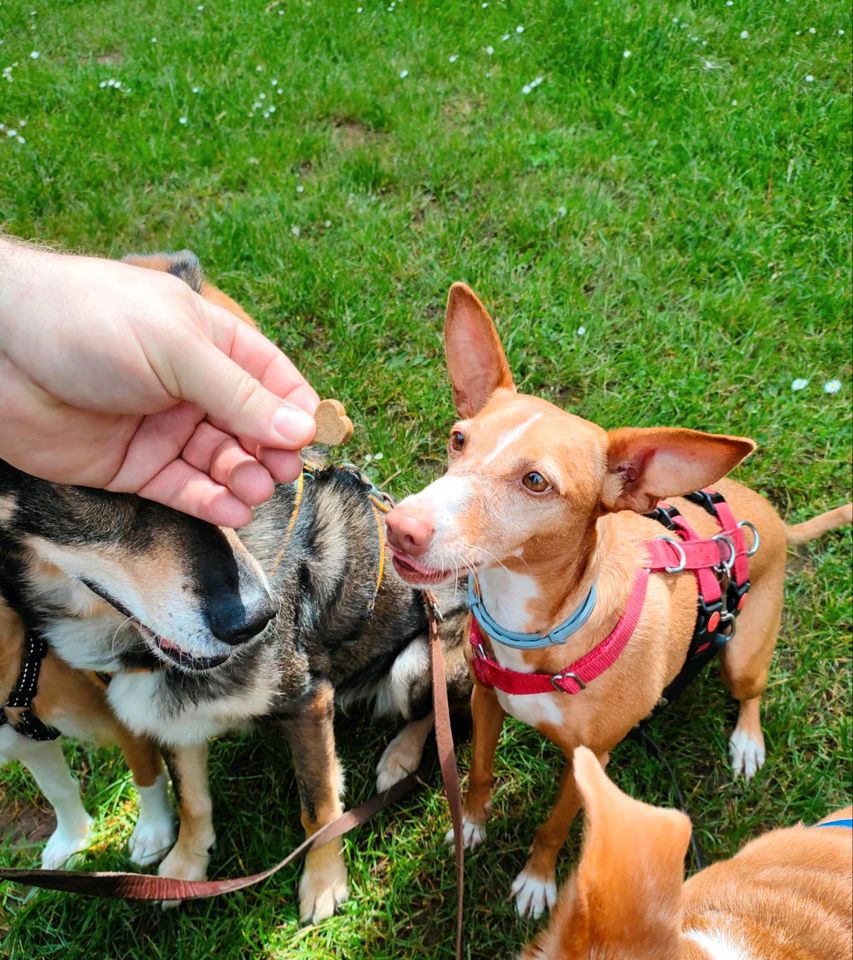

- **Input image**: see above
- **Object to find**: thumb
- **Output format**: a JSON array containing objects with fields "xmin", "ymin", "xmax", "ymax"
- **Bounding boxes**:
[{"xmin": 170, "ymin": 333, "xmax": 317, "ymax": 450}]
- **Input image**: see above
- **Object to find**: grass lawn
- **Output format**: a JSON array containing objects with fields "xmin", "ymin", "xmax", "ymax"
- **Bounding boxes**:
[{"xmin": 1, "ymin": 0, "xmax": 851, "ymax": 957}]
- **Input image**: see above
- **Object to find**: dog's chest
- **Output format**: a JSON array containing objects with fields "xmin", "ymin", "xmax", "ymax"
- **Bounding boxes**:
[{"xmin": 106, "ymin": 669, "xmax": 279, "ymax": 746}]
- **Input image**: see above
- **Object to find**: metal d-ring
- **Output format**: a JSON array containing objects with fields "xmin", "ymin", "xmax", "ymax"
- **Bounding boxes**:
[
  {"xmin": 712, "ymin": 533, "xmax": 736, "ymax": 574},
  {"xmin": 551, "ymin": 671, "xmax": 586, "ymax": 693},
  {"xmin": 738, "ymin": 520, "xmax": 761, "ymax": 556},
  {"xmin": 656, "ymin": 536, "xmax": 686, "ymax": 574}
]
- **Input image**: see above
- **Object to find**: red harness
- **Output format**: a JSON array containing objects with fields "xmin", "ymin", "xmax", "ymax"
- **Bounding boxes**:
[{"xmin": 470, "ymin": 489, "xmax": 753, "ymax": 697}]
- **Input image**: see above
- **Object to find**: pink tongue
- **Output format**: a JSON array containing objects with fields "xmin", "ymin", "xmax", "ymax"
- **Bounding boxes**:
[{"xmin": 158, "ymin": 637, "xmax": 181, "ymax": 653}]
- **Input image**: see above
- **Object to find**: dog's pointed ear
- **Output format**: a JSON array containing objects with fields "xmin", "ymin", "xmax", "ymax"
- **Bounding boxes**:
[
  {"xmin": 602, "ymin": 427, "xmax": 756, "ymax": 514},
  {"xmin": 444, "ymin": 283, "xmax": 514, "ymax": 417},
  {"xmin": 570, "ymin": 747, "xmax": 690, "ymax": 953}
]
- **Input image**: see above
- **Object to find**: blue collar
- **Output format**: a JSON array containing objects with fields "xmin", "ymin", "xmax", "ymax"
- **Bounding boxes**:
[
  {"xmin": 467, "ymin": 574, "xmax": 597, "ymax": 650},
  {"xmin": 816, "ymin": 818, "xmax": 853, "ymax": 829}
]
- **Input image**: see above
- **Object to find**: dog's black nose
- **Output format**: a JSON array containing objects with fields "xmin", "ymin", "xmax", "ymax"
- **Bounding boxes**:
[{"xmin": 208, "ymin": 598, "xmax": 276, "ymax": 646}]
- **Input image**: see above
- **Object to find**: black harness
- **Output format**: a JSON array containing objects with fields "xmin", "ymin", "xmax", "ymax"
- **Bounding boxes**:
[{"xmin": 0, "ymin": 629, "xmax": 61, "ymax": 742}]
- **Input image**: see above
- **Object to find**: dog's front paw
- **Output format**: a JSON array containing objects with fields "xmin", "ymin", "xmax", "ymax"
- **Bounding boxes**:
[
  {"xmin": 299, "ymin": 851, "xmax": 349, "ymax": 924},
  {"xmin": 510, "ymin": 868, "xmax": 557, "ymax": 920},
  {"xmin": 40, "ymin": 815, "xmax": 93, "ymax": 869},
  {"xmin": 376, "ymin": 731, "xmax": 422, "ymax": 793},
  {"xmin": 156, "ymin": 842, "xmax": 211, "ymax": 910},
  {"xmin": 128, "ymin": 812, "xmax": 175, "ymax": 867},
  {"xmin": 729, "ymin": 729, "xmax": 765, "ymax": 782},
  {"xmin": 444, "ymin": 816, "xmax": 486, "ymax": 851}
]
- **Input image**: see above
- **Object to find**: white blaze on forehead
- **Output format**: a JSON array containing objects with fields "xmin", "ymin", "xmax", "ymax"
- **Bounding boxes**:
[
  {"xmin": 481, "ymin": 412, "xmax": 544, "ymax": 467},
  {"xmin": 685, "ymin": 930, "xmax": 753, "ymax": 960}
]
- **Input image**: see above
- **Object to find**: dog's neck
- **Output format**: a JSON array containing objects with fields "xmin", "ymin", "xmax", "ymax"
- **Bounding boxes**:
[{"xmin": 477, "ymin": 522, "xmax": 602, "ymax": 636}]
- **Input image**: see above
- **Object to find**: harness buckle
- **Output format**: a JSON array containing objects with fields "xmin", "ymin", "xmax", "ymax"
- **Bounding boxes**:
[
  {"xmin": 737, "ymin": 520, "xmax": 761, "ymax": 557},
  {"xmin": 550, "ymin": 670, "xmax": 586, "ymax": 693},
  {"xmin": 712, "ymin": 533, "xmax": 736, "ymax": 575},
  {"xmin": 655, "ymin": 536, "xmax": 687, "ymax": 574}
]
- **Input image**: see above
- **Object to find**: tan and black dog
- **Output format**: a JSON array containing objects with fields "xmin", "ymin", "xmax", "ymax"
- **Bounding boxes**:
[{"xmin": 0, "ymin": 253, "xmax": 470, "ymax": 921}]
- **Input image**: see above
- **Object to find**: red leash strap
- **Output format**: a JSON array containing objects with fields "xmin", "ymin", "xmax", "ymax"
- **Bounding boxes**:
[
  {"xmin": 0, "ymin": 761, "xmax": 429, "ymax": 899},
  {"xmin": 470, "ymin": 568, "xmax": 650, "ymax": 696},
  {"xmin": 425, "ymin": 590, "xmax": 465, "ymax": 960}
]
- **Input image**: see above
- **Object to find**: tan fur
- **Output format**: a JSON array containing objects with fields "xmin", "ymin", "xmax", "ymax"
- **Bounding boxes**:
[
  {"xmin": 1, "ymin": 598, "xmax": 164, "ymax": 788},
  {"xmin": 522, "ymin": 748, "xmax": 853, "ymax": 960},
  {"xmin": 385, "ymin": 282, "xmax": 852, "ymax": 913}
]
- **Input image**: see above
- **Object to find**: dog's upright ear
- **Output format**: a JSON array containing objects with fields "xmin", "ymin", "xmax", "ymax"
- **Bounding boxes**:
[
  {"xmin": 522, "ymin": 747, "xmax": 690, "ymax": 960},
  {"xmin": 122, "ymin": 250, "xmax": 257, "ymax": 328},
  {"xmin": 444, "ymin": 283, "xmax": 514, "ymax": 417},
  {"xmin": 602, "ymin": 427, "xmax": 756, "ymax": 514}
]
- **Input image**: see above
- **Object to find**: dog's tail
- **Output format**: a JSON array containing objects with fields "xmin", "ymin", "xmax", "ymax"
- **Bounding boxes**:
[{"xmin": 786, "ymin": 504, "xmax": 853, "ymax": 545}]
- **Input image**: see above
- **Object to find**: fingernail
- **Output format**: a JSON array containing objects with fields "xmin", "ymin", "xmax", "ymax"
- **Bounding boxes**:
[{"xmin": 273, "ymin": 404, "xmax": 315, "ymax": 445}]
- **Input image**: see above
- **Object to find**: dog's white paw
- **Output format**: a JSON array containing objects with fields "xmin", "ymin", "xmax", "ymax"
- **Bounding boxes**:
[
  {"xmin": 128, "ymin": 776, "xmax": 175, "ymax": 866},
  {"xmin": 376, "ymin": 732, "xmax": 422, "ymax": 793},
  {"xmin": 157, "ymin": 842, "xmax": 211, "ymax": 910},
  {"xmin": 128, "ymin": 813, "xmax": 175, "ymax": 867},
  {"xmin": 444, "ymin": 816, "xmax": 486, "ymax": 851},
  {"xmin": 299, "ymin": 855, "xmax": 349, "ymax": 924},
  {"xmin": 729, "ymin": 729, "xmax": 765, "ymax": 782},
  {"xmin": 510, "ymin": 868, "xmax": 557, "ymax": 920},
  {"xmin": 40, "ymin": 815, "xmax": 93, "ymax": 869}
]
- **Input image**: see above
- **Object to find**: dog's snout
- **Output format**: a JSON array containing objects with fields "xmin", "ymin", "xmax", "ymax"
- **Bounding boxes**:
[
  {"xmin": 386, "ymin": 507, "xmax": 435, "ymax": 557},
  {"xmin": 208, "ymin": 595, "xmax": 276, "ymax": 646}
]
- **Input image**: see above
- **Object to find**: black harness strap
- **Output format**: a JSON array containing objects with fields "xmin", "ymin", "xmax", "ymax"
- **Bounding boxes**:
[{"xmin": 0, "ymin": 630, "xmax": 61, "ymax": 742}]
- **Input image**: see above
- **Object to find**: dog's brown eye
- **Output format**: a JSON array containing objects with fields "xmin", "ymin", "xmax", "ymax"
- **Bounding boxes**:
[
  {"xmin": 522, "ymin": 471, "xmax": 550, "ymax": 493},
  {"xmin": 450, "ymin": 431, "xmax": 465, "ymax": 452}
]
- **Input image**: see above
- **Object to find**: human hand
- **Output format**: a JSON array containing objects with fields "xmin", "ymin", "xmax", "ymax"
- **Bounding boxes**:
[{"xmin": 0, "ymin": 240, "xmax": 319, "ymax": 526}]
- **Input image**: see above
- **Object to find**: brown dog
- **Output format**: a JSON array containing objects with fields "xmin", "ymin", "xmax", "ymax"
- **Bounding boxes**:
[
  {"xmin": 522, "ymin": 747, "xmax": 853, "ymax": 960},
  {"xmin": 384, "ymin": 283, "xmax": 851, "ymax": 918}
]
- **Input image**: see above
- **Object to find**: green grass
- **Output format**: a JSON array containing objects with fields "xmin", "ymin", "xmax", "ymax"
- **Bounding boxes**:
[{"xmin": 0, "ymin": 0, "xmax": 851, "ymax": 956}]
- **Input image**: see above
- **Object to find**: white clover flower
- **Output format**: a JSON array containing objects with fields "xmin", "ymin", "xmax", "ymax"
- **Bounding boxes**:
[
  {"xmin": 808, "ymin": 27, "xmax": 816, "ymax": 34},
  {"xmin": 99, "ymin": 80, "xmax": 106, "ymax": 88},
  {"xmin": 324, "ymin": 219, "xmax": 332, "ymax": 227},
  {"xmin": 256, "ymin": 64, "xmax": 264, "ymax": 71},
  {"xmin": 296, "ymin": 184, "xmax": 304, "ymax": 193},
  {"xmin": 805, "ymin": 74, "xmax": 814, "ymax": 82},
  {"xmin": 357, "ymin": 6, "xmax": 363, "ymax": 11},
  {"xmin": 30, "ymin": 50, "xmax": 39, "ymax": 59},
  {"xmin": 151, "ymin": 36, "xmax": 158, "ymax": 43},
  {"xmin": 485, "ymin": 45, "xmax": 494, "ymax": 55},
  {"xmin": 726, "ymin": 1, "xmax": 733, "ymax": 6},
  {"xmin": 791, "ymin": 378, "xmax": 809, "ymax": 391},
  {"xmin": 739, "ymin": 30, "xmax": 749, "ymax": 39},
  {"xmin": 482, "ymin": 2, "xmax": 488, "ymax": 7},
  {"xmin": 838, "ymin": 29, "xmax": 845, "ymax": 36},
  {"xmin": 449, "ymin": 54, "xmax": 459, "ymax": 63},
  {"xmin": 516, "ymin": 25, "xmax": 524, "ymax": 33},
  {"xmin": 197, "ymin": 3, "xmax": 204, "ymax": 9},
  {"xmin": 6, "ymin": 128, "xmax": 17, "ymax": 137},
  {"xmin": 731, "ymin": 98, "xmax": 738, "ymax": 105},
  {"xmin": 291, "ymin": 225, "xmax": 301, "ymax": 237},
  {"xmin": 522, "ymin": 84, "xmax": 531, "ymax": 94},
  {"xmin": 248, "ymin": 156, "xmax": 259, "ymax": 164},
  {"xmin": 179, "ymin": 115, "xmax": 188, "ymax": 125},
  {"xmin": 259, "ymin": 92, "xmax": 266, "ymax": 99},
  {"xmin": 277, "ymin": 87, "xmax": 283, "ymax": 94},
  {"xmin": 16, "ymin": 135, "xmax": 25, "ymax": 143},
  {"xmin": 192, "ymin": 85, "xmax": 201, "ymax": 93},
  {"xmin": 399, "ymin": 68, "xmax": 408, "ymax": 78},
  {"xmin": 501, "ymin": 33, "xmax": 510, "ymax": 41},
  {"xmin": 623, "ymin": 49, "xmax": 632, "ymax": 58},
  {"xmin": 577, "ymin": 326, "xmax": 587, "ymax": 336},
  {"xmin": 823, "ymin": 380, "xmax": 842, "ymax": 394},
  {"xmin": 557, "ymin": 205, "xmax": 567, "ymax": 217}
]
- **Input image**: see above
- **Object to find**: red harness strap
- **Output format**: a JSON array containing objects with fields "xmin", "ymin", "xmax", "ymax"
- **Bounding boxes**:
[{"xmin": 471, "ymin": 489, "xmax": 751, "ymax": 697}]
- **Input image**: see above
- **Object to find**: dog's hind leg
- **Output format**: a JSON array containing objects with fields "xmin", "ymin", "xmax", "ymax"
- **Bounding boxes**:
[
  {"xmin": 376, "ymin": 711, "xmax": 434, "ymax": 792},
  {"xmin": 113, "ymin": 726, "xmax": 175, "ymax": 867},
  {"xmin": 0, "ymin": 726, "xmax": 92, "ymax": 869},
  {"xmin": 157, "ymin": 742, "xmax": 214, "ymax": 901},
  {"xmin": 278, "ymin": 681, "xmax": 349, "ymax": 924},
  {"xmin": 719, "ymin": 555, "xmax": 785, "ymax": 782}
]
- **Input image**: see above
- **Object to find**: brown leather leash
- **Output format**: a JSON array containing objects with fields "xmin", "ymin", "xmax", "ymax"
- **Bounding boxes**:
[{"xmin": 0, "ymin": 595, "xmax": 465, "ymax": 956}]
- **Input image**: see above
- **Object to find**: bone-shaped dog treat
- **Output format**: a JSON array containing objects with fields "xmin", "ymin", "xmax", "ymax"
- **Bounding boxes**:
[{"xmin": 313, "ymin": 399, "xmax": 354, "ymax": 446}]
